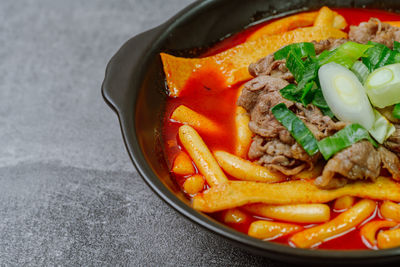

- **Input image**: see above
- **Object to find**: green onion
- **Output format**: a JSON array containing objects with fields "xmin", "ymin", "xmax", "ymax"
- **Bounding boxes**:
[
  {"xmin": 297, "ymin": 60, "xmax": 319, "ymax": 89},
  {"xmin": 280, "ymin": 82, "xmax": 316, "ymax": 106},
  {"xmin": 300, "ymin": 82, "xmax": 316, "ymax": 106},
  {"xmin": 394, "ymin": 41, "xmax": 400, "ymax": 53},
  {"xmin": 312, "ymin": 88, "xmax": 329, "ymax": 109},
  {"xmin": 365, "ymin": 63, "xmax": 400, "ymax": 108},
  {"xmin": 319, "ymin": 63, "xmax": 375, "ymax": 130},
  {"xmin": 318, "ymin": 42, "xmax": 372, "ymax": 69},
  {"xmin": 320, "ymin": 107, "xmax": 335, "ymax": 118},
  {"xmin": 362, "ymin": 41, "xmax": 399, "ymax": 71},
  {"xmin": 271, "ymin": 103, "xmax": 319, "ymax": 156},
  {"xmin": 393, "ymin": 103, "xmax": 400, "ymax": 119},
  {"xmin": 317, "ymin": 50, "xmax": 332, "ymax": 62},
  {"xmin": 274, "ymin": 42, "xmax": 316, "ymax": 60},
  {"xmin": 286, "ymin": 50, "xmax": 305, "ymax": 82},
  {"xmin": 369, "ymin": 109, "xmax": 396, "ymax": 144},
  {"xmin": 312, "ymin": 88, "xmax": 335, "ymax": 118},
  {"xmin": 351, "ymin": 61, "xmax": 370, "ymax": 84},
  {"xmin": 317, "ymin": 124, "xmax": 377, "ymax": 160},
  {"xmin": 279, "ymin": 84, "xmax": 302, "ymax": 102}
]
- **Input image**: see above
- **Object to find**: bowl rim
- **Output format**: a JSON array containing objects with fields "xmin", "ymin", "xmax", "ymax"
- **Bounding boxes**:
[{"xmin": 102, "ymin": 0, "xmax": 400, "ymax": 262}]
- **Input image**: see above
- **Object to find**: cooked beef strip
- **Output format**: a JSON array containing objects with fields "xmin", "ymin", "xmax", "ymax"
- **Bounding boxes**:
[
  {"xmin": 385, "ymin": 124, "xmax": 400, "ymax": 155},
  {"xmin": 377, "ymin": 107, "xmax": 400, "ymax": 124},
  {"xmin": 248, "ymin": 54, "xmax": 294, "ymax": 82},
  {"xmin": 379, "ymin": 146, "xmax": 400, "ymax": 181},
  {"xmin": 349, "ymin": 18, "xmax": 400, "ymax": 48},
  {"xmin": 314, "ymin": 141, "xmax": 381, "ymax": 189},
  {"xmin": 312, "ymin": 38, "xmax": 348, "ymax": 54},
  {"xmin": 248, "ymin": 136, "xmax": 318, "ymax": 175},
  {"xmin": 294, "ymin": 103, "xmax": 347, "ymax": 140}
]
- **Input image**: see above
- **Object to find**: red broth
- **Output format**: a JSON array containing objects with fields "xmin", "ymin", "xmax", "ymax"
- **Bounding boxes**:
[{"xmin": 162, "ymin": 8, "xmax": 400, "ymax": 250}]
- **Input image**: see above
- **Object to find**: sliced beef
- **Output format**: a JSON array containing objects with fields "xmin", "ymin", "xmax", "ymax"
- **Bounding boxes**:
[
  {"xmin": 248, "ymin": 54, "xmax": 294, "ymax": 82},
  {"xmin": 238, "ymin": 76, "xmax": 292, "ymax": 140},
  {"xmin": 315, "ymin": 141, "xmax": 381, "ymax": 189},
  {"xmin": 349, "ymin": 18, "xmax": 400, "ymax": 48},
  {"xmin": 385, "ymin": 124, "xmax": 400, "ymax": 155},
  {"xmin": 379, "ymin": 146, "xmax": 400, "ymax": 181},
  {"xmin": 377, "ymin": 107, "xmax": 400, "ymax": 124},
  {"xmin": 249, "ymin": 136, "xmax": 318, "ymax": 176},
  {"xmin": 295, "ymin": 103, "xmax": 347, "ymax": 140},
  {"xmin": 312, "ymin": 38, "xmax": 348, "ymax": 54}
]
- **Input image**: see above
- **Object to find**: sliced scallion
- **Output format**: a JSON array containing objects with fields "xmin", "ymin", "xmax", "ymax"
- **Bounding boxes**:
[
  {"xmin": 392, "ymin": 103, "xmax": 400, "ymax": 119},
  {"xmin": 394, "ymin": 41, "xmax": 400, "ymax": 53},
  {"xmin": 286, "ymin": 50, "xmax": 305, "ymax": 82},
  {"xmin": 362, "ymin": 41, "xmax": 399, "ymax": 71},
  {"xmin": 312, "ymin": 89, "xmax": 329, "ymax": 109},
  {"xmin": 365, "ymin": 63, "xmax": 400, "ymax": 108},
  {"xmin": 318, "ymin": 124, "xmax": 377, "ymax": 160},
  {"xmin": 279, "ymin": 84, "xmax": 302, "ymax": 102},
  {"xmin": 271, "ymin": 103, "xmax": 319, "ymax": 156},
  {"xmin": 274, "ymin": 42, "xmax": 316, "ymax": 60},
  {"xmin": 369, "ymin": 109, "xmax": 396, "ymax": 144},
  {"xmin": 318, "ymin": 42, "xmax": 372, "ymax": 69},
  {"xmin": 319, "ymin": 62, "xmax": 375, "ymax": 130},
  {"xmin": 351, "ymin": 61, "xmax": 370, "ymax": 84}
]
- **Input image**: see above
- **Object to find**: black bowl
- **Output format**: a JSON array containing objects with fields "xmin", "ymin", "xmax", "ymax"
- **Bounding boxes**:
[{"xmin": 102, "ymin": 0, "xmax": 400, "ymax": 264}]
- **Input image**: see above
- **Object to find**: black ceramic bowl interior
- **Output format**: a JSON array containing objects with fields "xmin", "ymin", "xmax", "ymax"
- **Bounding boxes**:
[{"xmin": 102, "ymin": 0, "xmax": 400, "ymax": 264}]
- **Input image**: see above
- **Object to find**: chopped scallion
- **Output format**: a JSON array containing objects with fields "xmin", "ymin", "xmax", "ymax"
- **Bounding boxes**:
[
  {"xmin": 318, "ymin": 42, "xmax": 372, "ymax": 69},
  {"xmin": 312, "ymin": 88, "xmax": 329, "ymax": 109},
  {"xmin": 279, "ymin": 84, "xmax": 302, "ymax": 102},
  {"xmin": 274, "ymin": 42, "xmax": 316, "ymax": 60},
  {"xmin": 318, "ymin": 124, "xmax": 377, "ymax": 160},
  {"xmin": 351, "ymin": 61, "xmax": 370, "ymax": 84},
  {"xmin": 394, "ymin": 41, "xmax": 400, "ymax": 53},
  {"xmin": 362, "ymin": 41, "xmax": 399, "ymax": 71},
  {"xmin": 286, "ymin": 50, "xmax": 305, "ymax": 82},
  {"xmin": 365, "ymin": 63, "xmax": 400, "ymax": 108},
  {"xmin": 271, "ymin": 103, "xmax": 319, "ymax": 156},
  {"xmin": 369, "ymin": 109, "xmax": 396, "ymax": 144},
  {"xmin": 393, "ymin": 103, "xmax": 400, "ymax": 119}
]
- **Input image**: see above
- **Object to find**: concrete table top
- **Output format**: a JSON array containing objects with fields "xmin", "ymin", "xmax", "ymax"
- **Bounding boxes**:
[{"xmin": 0, "ymin": 0, "xmax": 291, "ymax": 265}]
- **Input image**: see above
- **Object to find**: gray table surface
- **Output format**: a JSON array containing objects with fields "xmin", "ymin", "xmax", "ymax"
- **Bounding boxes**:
[{"xmin": 0, "ymin": 0, "xmax": 293, "ymax": 265}]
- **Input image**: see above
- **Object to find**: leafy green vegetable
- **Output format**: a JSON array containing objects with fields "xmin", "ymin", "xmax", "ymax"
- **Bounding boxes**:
[
  {"xmin": 365, "ymin": 63, "xmax": 400, "ymax": 108},
  {"xmin": 320, "ymin": 107, "xmax": 335, "ymax": 118},
  {"xmin": 317, "ymin": 124, "xmax": 377, "ymax": 160},
  {"xmin": 319, "ymin": 63, "xmax": 376, "ymax": 130},
  {"xmin": 279, "ymin": 82, "xmax": 316, "ymax": 106},
  {"xmin": 393, "ymin": 103, "xmax": 400, "ymax": 119},
  {"xmin": 300, "ymin": 82, "xmax": 315, "ymax": 106},
  {"xmin": 394, "ymin": 41, "xmax": 400, "ymax": 53},
  {"xmin": 312, "ymin": 89, "xmax": 329, "ymax": 109},
  {"xmin": 362, "ymin": 41, "xmax": 399, "ymax": 72},
  {"xmin": 312, "ymin": 89, "xmax": 335, "ymax": 118},
  {"xmin": 286, "ymin": 50, "xmax": 306, "ymax": 82},
  {"xmin": 297, "ymin": 60, "xmax": 319, "ymax": 89},
  {"xmin": 316, "ymin": 50, "xmax": 331, "ymax": 62},
  {"xmin": 369, "ymin": 109, "xmax": 396, "ymax": 144},
  {"xmin": 274, "ymin": 42, "xmax": 316, "ymax": 60},
  {"xmin": 271, "ymin": 103, "xmax": 319, "ymax": 156},
  {"xmin": 351, "ymin": 61, "xmax": 370, "ymax": 84},
  {"xmin": 318, "ymin": 42, "xmax": 372, "ymax": 69},
  {"xmin": 279, "ymin": 84, "xmax": 302, "ymax": 102}
]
